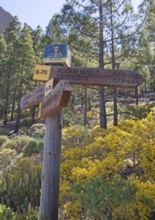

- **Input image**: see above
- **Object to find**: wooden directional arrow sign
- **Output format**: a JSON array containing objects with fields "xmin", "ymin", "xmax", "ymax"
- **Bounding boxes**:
[
  {"xmin": 20, "ymin": 84, "xmax": 45, "ymax": 109},
  {"xmin": 50, "ymin": 66, "xmax": 144, "ymax": 88},
  {"xmin": 39, "ymin": 81, "xmax": 71, "ymax": 118}
]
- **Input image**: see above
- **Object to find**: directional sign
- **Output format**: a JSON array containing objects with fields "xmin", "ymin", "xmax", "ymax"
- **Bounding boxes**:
[
  {"xmin": 45, "ymin": 79, "xmax": 54, "ymax": 97},
  {"xmin": 33, "ymin": 65, "xmax": 51, "ymax": 82},
  {"xmin": 45, "ymin": 78, "xmax": 58, "ymax": 97},
  {"xmin": 20, "ymin": 84, "xmax": 45, "ymax": 109},
  {"xmin": 50, "ymin": 66, "xmax": 144, "ymax": 88},
  {"xmin": 39, "ymin": 81, "xmax": 71, "ymax": 118}
]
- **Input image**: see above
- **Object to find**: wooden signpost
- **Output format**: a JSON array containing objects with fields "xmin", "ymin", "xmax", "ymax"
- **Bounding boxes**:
[
  {"xmin": 39, "ymin": 110, "xmax": 63, "ymax": 220},
  {"xmin": 50, "ymin": 66, "xmax": 144, "ymax": 88},
  {"xmin": 20, "ymin": 84, "xmax": 45, "ymax": 109},
  {"xmin": 39, "ymin": 81, "xmax": 71, "ymax": 220},
  {"xmin": 20, "ymin": 43, "xmax": 145, "ymax": 220},
  {"xmin": 39, "ymin": 81, "xmax": 71, "ymax": 118}
]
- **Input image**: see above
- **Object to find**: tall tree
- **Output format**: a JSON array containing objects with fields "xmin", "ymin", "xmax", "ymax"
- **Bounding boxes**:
[
  {"xmin": 137, "ymin": 0, "xmax": 155, "ymax": 91},
  {"xmin": 31, "ymin": 25, "xmax": 44, "ymax": 62},
  {"xmin": 31, "ymin": 25, "xmax": 45, "ymax": 123},
  {"xmin": 48, "ymin": 1, "xmax": 108, "ymax": 128},
  {"xmin": 46, "ymin": 0, "xmax": 146, "ymax": 128},
  {"xmin": 14, "ymin": 25, "xmax": 36, "ymax": 132},
  {"xmin": 105, "ymin": 0, "xmax": 136, "ymax": 126},
  {"xmin": 109, "ymin": 0, "xmax": 118, "ymax": 126},
  {"xmin": 3, "ymin": 16, "xmax": 21, "ymax": 125},
  {"xmin": 45, "ymin": 15, "xmax": 66, "ymax": 44},
  {"xmin": 0, "ymin": 35, "xmax": 7, "ymax": 118}
]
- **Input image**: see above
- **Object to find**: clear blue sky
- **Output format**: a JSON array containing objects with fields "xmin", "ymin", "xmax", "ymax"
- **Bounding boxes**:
[{"xmin": 0, "ymin": 0, "xmax": 142, "ymax": 31}]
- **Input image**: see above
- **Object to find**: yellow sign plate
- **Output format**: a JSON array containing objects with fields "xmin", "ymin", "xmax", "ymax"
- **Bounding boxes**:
[{"xmin": 33, "ymin": 65, "xmax": 51, "ymax": 82}]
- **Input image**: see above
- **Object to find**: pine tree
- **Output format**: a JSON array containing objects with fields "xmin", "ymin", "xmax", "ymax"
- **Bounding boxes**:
[
  {"xmin": 3, "ymin": 16, "xmax": 22, "ymax": 125},
  {"xmin": 14, "ymin": 24, "xmax": 36, "ymax": 132},
  {"xmin": 137, "ymin": 0, "xmax": 155, "ymax": 91},
  {"xmin": 47, "ymin": 0, "xmax": 141, "ymax": 128},
  {"xmin": 47, "ymin": 1, "xmax": 107, "ymax": 128}
]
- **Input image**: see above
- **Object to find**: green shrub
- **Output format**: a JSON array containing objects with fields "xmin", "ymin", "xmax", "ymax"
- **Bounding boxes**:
[
  {"xmin": 14, "ymin": 208, "xmax": 38, "ymax": 220},
  {"xmin": 0, "ymin": 148, "xmax": 16, "ymax": 166},
  {"xmin": 23, "ymin": 139, "xmax": 43, "ymax": 156},
  {"xmin": 0, "ymin": 204, "xmax": 15, "ymax": 219},
  {"xmin": 72, "ymin": 177, "xmax": 137, "ymax": 220},
  {"xmin": 29, "ymin": 123, "xmax": 45, "ymax": 139},
  {"xmin": 2, "ymin": 136, "xmax": 34, "ymax": 153},
  {"xmin": 62, "ymin": 126, "xmax": 90, "ymax": 149},
  {"xmin": 0, "ymin": 136, "xmax": 9, "ymax": 149},
  {"xmin": 0, "ymin": 157, "xmax": 42, "ymax": 213},
  {"xmin": 125, "ymin": 103, "xmax": 155, "ymax": 119},
  {"xmin": 0, "ymin": 129, "xmax": 10, "ymax": 136}
]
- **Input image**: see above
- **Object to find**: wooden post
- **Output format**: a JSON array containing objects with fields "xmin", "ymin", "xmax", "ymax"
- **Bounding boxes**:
[{"xmin": 39, "ymin": 110, "xmax": 63, "ymax": 220}]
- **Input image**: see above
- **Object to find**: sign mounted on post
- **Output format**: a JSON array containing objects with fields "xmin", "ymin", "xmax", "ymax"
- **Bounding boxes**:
[
  {"xmin": 39, "ymin": 81, "xmax": 71, "ymax": 119},
  {"xmin": 45, "ymin": 78, "xmax": 58, "ymax": 97},
  {"xmin": 20, "ymin": 84, "xmax": 45, "ymax": 109},
  {"xmin": 43, "ymin": 44, "xmax": 71, "ymax": 67},
  {"xmin": 33, "ymin": 65, "xmax": 51, "ymax": 82},
  {"xmin": 50, "ymin": 66, "xmax": 144, "ymax": 88}
]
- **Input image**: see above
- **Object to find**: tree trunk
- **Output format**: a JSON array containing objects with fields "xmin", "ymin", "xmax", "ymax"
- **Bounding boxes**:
[
  {"xmin": 113, "ymin": 88, "xmax": 118, "ymax": 126},
  {"xmin": 135, "ymin": 87, "xmax": 138, "ymax": 105},
  {"xmin": 99, "ymin": 0, "xmax": 107, "ymax": 129},
  {"xmin": 110, "ymin": 0, "xmax": 118, "ymax": 126},
  {"xmin": 3, "ymin": 69, "xmax": 11, "ymax": 125},
  {"xmin": 10, "ymin": 80, "xmax": 18, "ymax": 121},
  {"xmin": 14, "ymin": 90, "xmax": 22, "ymax": 133},
  {"xmin": 83, "ymin": 87, "xmax": 87, "ymax": 126}
]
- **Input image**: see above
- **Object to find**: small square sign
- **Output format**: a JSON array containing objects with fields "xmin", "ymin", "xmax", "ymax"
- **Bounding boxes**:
[{"xmin": 33, "ymin": 65, "xmax": 51, "ymax": 82}]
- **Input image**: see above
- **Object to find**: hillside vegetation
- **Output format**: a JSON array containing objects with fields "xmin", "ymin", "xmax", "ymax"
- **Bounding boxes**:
[
  {"xmin": 0, "ymin": 106, "xmax": 155, "ymax": 219},
  {"xmin": 0, "ymin": 0, "xmax": 155, "ymax": 219}
]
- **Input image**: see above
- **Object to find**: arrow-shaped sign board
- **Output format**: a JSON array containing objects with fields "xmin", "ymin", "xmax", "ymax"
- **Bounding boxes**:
[
  {"xmin": 50, "ymin": 66, "xmax": 144, "ymax": 88},
  {"xmin": 20, "ymin": 84, "xmax": 45, "ymax": 109},
  {"xmin": 39, "ymin": 81, "xmax": 71, "ymax": 118}
]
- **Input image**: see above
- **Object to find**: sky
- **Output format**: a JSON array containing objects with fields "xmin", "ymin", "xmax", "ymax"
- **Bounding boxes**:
[{"xmin": 0, "ymin": 0, "xmax": 142, "ymax": 31}]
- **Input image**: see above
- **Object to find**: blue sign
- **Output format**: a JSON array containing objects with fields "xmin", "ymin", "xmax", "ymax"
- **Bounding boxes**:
[
  {"xmin": 44, "ymin": 44, "xmax": 67, "ymax": 58},
  {"xmin": 43, "ymin": 43, "xmax": 71, "ymax": 66}
]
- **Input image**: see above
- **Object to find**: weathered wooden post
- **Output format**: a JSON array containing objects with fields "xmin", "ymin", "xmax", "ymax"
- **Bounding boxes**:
[{"xmin": 39, "ymin": 111, "xmax": 63, "ymax": 220}]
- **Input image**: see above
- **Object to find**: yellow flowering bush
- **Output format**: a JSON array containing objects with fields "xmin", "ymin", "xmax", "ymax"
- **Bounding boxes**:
[{"xmin": 60, "ymin": 108, "xmax": 155, "ymax": 219}]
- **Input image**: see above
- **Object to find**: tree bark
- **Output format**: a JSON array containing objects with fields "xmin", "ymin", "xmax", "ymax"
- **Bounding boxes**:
[
  {"xmin": 83, "ymin": 87, "xmax": 87, "ymax": 126},
  {"xmin": 135, "ymin": 87, "xmax": 138, "ymax": 105},
  {"xmin": 10, "ymin": 80, "xmax": 18, "ymax": 121},
  {"xmin": 14, "ymin": 89, "xmax": 22, "ymax": 133},
  {"xmin": 99, "ymin": 0, "xmax": 107, "ymax": 129},
  {"xmin": 3, "ymin": 68, "xmax": 11, "ymax": 125},
  {"xmin": 110, "ymin": 0, "xmax": 118, "ymax": 126}
]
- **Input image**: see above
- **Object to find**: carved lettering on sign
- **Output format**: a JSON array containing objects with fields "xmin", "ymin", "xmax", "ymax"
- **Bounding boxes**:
[
  {"xmin": 20, "ymin": 84, "xmax": 45, "ymax": 109},
  {"xmin": 50, "ymin": 66, "xmax": 144, "ymax": 88},
  {"xmin": 33, "ymin": 65, "xmax": 51, "ymax": 82},
  {"xmin": 39, "ymin": 81, "xmax": 71, "ymax": 118}
]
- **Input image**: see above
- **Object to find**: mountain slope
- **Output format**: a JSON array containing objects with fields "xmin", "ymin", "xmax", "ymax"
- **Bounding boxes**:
[{"xmin": 0, "ymin": 7, "xmax": 13, "ymax": 33}]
